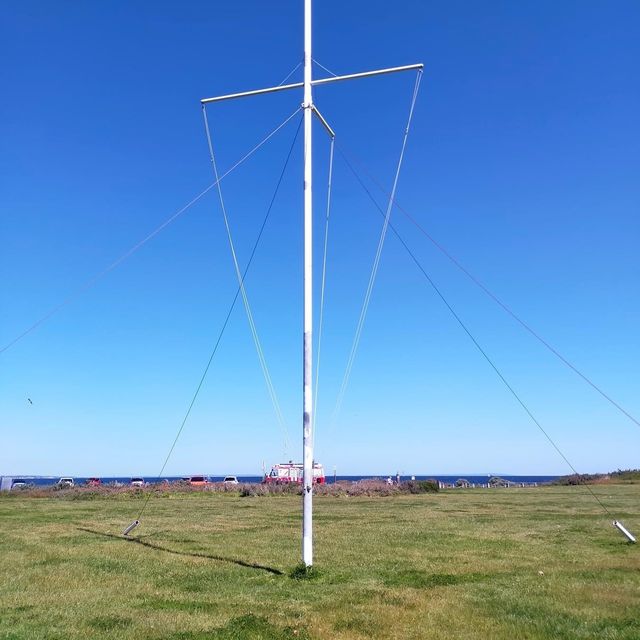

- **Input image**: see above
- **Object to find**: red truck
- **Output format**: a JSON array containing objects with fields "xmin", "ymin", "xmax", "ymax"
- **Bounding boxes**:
[{"xmin": 264, "ymin": 462, "xmax": 325, "ymax": 484}]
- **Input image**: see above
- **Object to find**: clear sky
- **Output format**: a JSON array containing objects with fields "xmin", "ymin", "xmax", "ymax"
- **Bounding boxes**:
[{"xmin": 1, "ymin": 1, "xmax": 638, "ymax": 477}]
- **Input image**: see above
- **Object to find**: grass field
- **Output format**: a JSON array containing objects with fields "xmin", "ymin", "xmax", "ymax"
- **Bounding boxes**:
[{"xmin": 1, "ymin": 484, "xmax": 639, "ymax": 639}]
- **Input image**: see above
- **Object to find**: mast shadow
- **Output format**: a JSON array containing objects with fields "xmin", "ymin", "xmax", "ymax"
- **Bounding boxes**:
[{"xmin": 77, "ymin": 527, "xmax": 284, "ymax": 575}]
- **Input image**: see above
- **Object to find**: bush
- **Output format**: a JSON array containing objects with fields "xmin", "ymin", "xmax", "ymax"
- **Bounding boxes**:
[
  {"xmin": 553, "ymin": 473, "xmax": 601, "ymax": 486},
  {"xmin": 240, "ymin": 485, "xmax": 266, "ymax": 497},
  {"xmin": 406, "ymin": 480, "xmax": 439, "ymax": 494},
  {"xmin": 240, "ymin": 483, "xmax": 301, "ymax": 497},
  {"xmin": 611, "ymin": 469, "xmax": 640, "ymax": 482},
  {"xmin": 553, "ymin": 469, "xmax": 640, "ymax": 485}
]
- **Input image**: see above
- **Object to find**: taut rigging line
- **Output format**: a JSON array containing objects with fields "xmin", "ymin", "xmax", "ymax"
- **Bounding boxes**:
[
  {"xmin": 203, "ymin": 106, "xmax": 292, "ymax": 456},
  {"xmin": 339, "ymin": 147, "xmax": 616, "ymax": 520},
  {"xmin": 312, "ymin": 135, "xmax": 335, "ymax": 449},
  {"xmin": 132, "ymin": 114, "xmax": 303, "ymax": 526},
  {"xmin": 337, "ymin": 143, "xmax": 640, "ymax": 432},
  {"xmin": 0, "ymin": 108, "xmax": 302, "ymax": 357},
  {"xmin": 330, "ymin": 69, "xmax": 422, "ymax": 426}
]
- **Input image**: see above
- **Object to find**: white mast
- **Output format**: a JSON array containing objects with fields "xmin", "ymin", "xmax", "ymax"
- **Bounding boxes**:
[
  {"xmin": 302, "ymin": 0, "xmax": 314, "ymax": 567},
  {"xmin": 200, "ymin": 0, "xmax": 422, "ymax": 569}
]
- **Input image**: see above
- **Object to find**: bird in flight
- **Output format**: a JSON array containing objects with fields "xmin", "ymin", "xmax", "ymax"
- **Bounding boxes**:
[{"xmin": 27, "ymin": 398, "xmax": 33, "ymax": 405}]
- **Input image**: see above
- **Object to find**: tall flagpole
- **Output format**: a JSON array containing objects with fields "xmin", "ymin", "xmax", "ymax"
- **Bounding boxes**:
[
  {"xmin": 200, "ymin": 0, "xmax": 421, "ymax": 568},
  {"xmin": 302, "ymin": 0, "xmax": 314, "ymax": 568}
]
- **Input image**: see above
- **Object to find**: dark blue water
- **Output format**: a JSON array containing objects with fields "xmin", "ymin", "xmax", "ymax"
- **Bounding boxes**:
[{"xmin": 11, "ymin": 474, "xmax": 559, "ymax": 487}]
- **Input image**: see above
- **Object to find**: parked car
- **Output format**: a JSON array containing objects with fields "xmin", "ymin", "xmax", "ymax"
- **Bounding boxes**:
[
  {"xmin": 57, "ymin": 477, "xmax": 74, "ymax": 488},
  {"xmin": 130, "ymin": 477, "xmax": 145, "ymax": 487},
  {"xmin": 222, "ymin": 476, "xmax": 239, "ymax": 485},
  {"xmin": 189, "ymin": 475, "xmax": 208, "ymax": 486},
  {"xmin": 10, "ymin": 479, "xmax": 28, "ymax": 490},
  {"xmin": 86, "ymin": 477, "xmax": 101, "ymax": 486}
]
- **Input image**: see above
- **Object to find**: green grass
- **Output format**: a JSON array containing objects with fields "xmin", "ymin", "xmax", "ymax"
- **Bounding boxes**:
[{"xmin": 1, "ymin": 485, "xmax": 639, "ymax": 639}]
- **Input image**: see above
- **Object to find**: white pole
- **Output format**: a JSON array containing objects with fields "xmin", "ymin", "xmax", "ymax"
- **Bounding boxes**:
[
  {"xmin": 199, "ymin": 1, "xmax": 420, "ymax": 569},
  {"xmin": 302, "ymin": 0, "xmax": 314, "ymax": 568}
]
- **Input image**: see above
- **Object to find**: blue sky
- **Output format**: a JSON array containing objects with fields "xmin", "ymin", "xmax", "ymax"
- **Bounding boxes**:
[{"xmin": 1, "ymin": 0, "xmax": 638, "ymax": 477}]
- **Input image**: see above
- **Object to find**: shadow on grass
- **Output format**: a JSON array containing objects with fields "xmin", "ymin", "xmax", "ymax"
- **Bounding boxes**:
[{"xmin": 77, "ymin": 527, "xmax": 284, "ymax": 575}]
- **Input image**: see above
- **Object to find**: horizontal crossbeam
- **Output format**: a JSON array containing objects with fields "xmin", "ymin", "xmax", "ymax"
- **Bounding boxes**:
[{"xmin": 201, "ymin": 63, "xmax": 423, "ymax": 104}]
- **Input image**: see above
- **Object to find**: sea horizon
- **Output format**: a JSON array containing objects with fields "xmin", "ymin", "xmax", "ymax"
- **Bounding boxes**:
[{"xmin": 2, "ymin": 473, "xmax": 564, "ymax": 486}]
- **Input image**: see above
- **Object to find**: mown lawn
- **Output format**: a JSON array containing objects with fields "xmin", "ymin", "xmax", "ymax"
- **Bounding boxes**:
[{"xmin": 1, "ymin": 484, "xmax": 639, "ymax": 639}]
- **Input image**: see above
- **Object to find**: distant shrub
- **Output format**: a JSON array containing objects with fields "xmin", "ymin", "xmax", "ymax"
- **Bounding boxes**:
[
  {"xmin": 406, "ymin": 480, "xmax": 439, "ymax": 494},
  {"xmin": 68, "ymin": 489, "xmax": 104, "ymax": 501},
  {"xmin": 240, "ymin": 484, "xmax": 267, "ymax": 497},
  {"xmin": 240, "ymin": 483, "xmax": 301, "ymax": 497},
  {"xmin": 273, "ymin": 482, "xmax": 303, "ymax": 495},
  {"xmin": 610, "ymin": 469, "xmax": 640, "ymax": 482},
  {"xmin": 553, "ymin": 473, "xmax": 603, "ymax": 486},
  {"xmin": 3, "ymin": 477, "xmax": 454, "ymax": 500}
]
